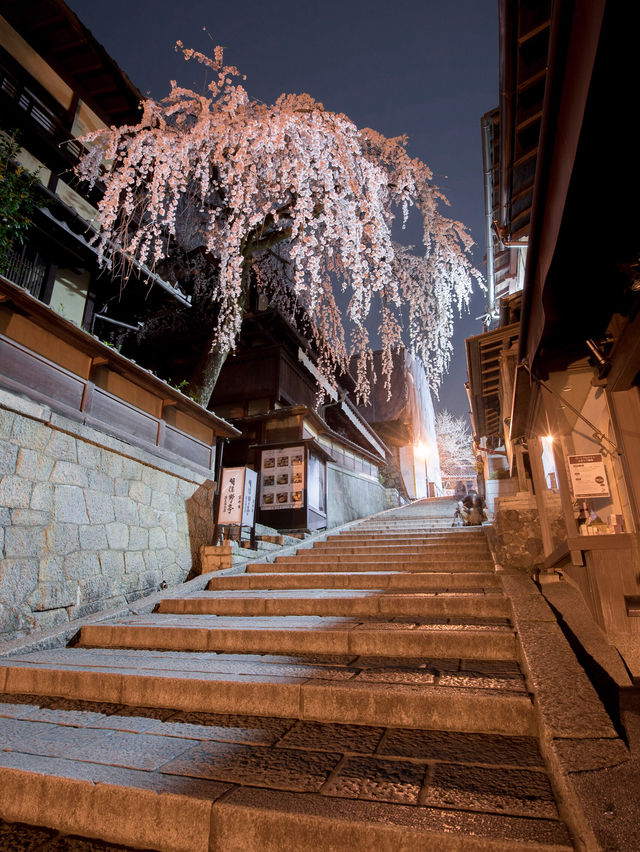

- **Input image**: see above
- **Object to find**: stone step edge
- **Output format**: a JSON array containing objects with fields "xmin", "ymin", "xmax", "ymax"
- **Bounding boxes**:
[
  {"xmin": 0, "ymin": 665, "xmax": 536, "ymax": 735},
  {"xmin": 206, "ymin": 572, "xmax": 501, "ymax": 590},
  {"xmin": 75, "ymin": 624, "xmax": 517, "ymax": 660},
  {"xmin": 156, "ymin": 595, "xmax": 511, "ymax": 618},
  {"xmin": 246, "ymin": 563, "xmax": 495, "ymax": 574},
  {"xmin": 0, "ymin": 762, "xmax": 572, "ymax": 852}
]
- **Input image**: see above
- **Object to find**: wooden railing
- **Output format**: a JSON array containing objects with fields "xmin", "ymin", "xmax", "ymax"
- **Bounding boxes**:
[{"xmin": 0, "ymin": 277, "xmax": 238, "ymax": 475}]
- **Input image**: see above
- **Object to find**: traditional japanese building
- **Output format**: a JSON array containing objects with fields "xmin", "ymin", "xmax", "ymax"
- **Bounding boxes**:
[{"xmin": 468, "ymin": 0, "xmax": 640, "ymax": 669}]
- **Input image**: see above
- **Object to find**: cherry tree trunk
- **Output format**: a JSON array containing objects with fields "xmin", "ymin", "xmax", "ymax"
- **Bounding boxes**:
[{"xmin": 189, "ymin": 338, "xmax": 232, "ymax": 408}]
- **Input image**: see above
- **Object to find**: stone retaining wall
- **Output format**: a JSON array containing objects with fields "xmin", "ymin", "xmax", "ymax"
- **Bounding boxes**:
[
  {"xmin": 0, "ymin": 389, "xmax": 215, "ymax": 643},
  {"xmin": 487, "ymin": 491, "xmax": 565, "ymax": 572},
  {"xmin": 326, "ymin": 464, "xmax": 394, "ymax": 528}
]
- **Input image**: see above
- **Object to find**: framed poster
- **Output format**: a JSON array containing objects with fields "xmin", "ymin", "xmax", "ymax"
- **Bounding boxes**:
[
  {"xmin": 261, "ymin": 446, "xmax": 305, "ymax": 510},
  {"xmin": 568, "ymin": 453, "xmax": 610, "ymax": 498}
]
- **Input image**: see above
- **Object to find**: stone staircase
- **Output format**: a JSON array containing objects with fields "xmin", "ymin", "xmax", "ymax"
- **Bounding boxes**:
[{"xmin": 0, "ymin": 500, "xmax": 576, "ymax": 851}]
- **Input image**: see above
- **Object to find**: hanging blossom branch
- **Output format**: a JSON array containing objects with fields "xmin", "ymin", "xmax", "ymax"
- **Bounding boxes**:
[{"xmin": 75, "ymin": 42, "xmax": 481, "ymax": 405}]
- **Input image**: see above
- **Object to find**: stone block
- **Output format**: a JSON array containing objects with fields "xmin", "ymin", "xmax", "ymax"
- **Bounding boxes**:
[
  {"xmin": 151, "ymin": 490, "xmax": 171, "ymax": 511},
  {"xmin": 128, "ymin": 526, "xmax": 149, "ymax": 551},
  {"xmin": 12, "ymin": 417, "xmax": 49, "ymax": 451},
  {"xmin": 138, "ymin": 504, "xmax": 162, "ymax": 527},
  {"xmin": 143, "ymin": 550, "xmax": 159, "ymax": 573},
  {"xmin": 64, "ymin": 550, "xmax": 100, "ymax": 580},
  {"xmin": 106, "ymin": 522, "xmax": 129, "ymax": 550},
  {"xmin": 4, "ymin": 526, "xmax": 46, "ymax": 558},
  {"xmin": 163, "ymin": 564, "xmax": 188, "ymax": 585},
  {"xmin": 0, "ymin": 408, "xmax": 16, "ymax": 438},
  {"xmin": 27, "ymin": 580, "xmax": 77, "ymax": 611},
  {"xmin": 121, "ymin": 457, "xmax": 142, "ymax": 480},
  {"xmin": 0, "ymin": 601, "xmax": 31, "ymax": 637},
  {"xmin": 38, "ymin": 555, "xmax": 66, "ymax": 584},
  {"xmin": 14, "ymin": 447, "xmax": 40, "ymax": 480},
  {"xmin": 84, "ymin": 490, "xmax": 115, "ymax": 524},
  {"xmin": 30, "ymin": 608, "xmax": 70, "ymax": 631},
  {"xmin": 156, "ymin": 548, "xmax": 176, "ymax": 570},
  {"xmin": 129, "ymin": 481, "xmax": 151, "ymax": 505},
  {"xmin": 115, "ymin": 478, "xmax": 130, "ymax": 497},
  {"xmin": 51, "ymin": 460, "xmax": 89, "ymax": 487},
  {"xmin": 158, "ymin": 510, "xmax": 178, "ymax": 531},
  {"xmin": 77, "ymin": 441, "xmax": 102, "ymax": 469},
  {"xmin": 11, "ymin": 509, "xmax": 50, "ymax": 527},
  {"xmin": 54, "ymin": 485, "xmax": 88, "ymax": 524},
  {"xmin": 78, "ymin": 575, "xmax": 113, "ymax": 603},
  {"xmin": 88, "ymin": 470, "xmax": 115, "ymax": 495},
  {"xmin": 166, "ymin": 529, "xmax": 187, "ymax": 553},
  {"xmin": 79, "ymin": 524, "xmax": 108, "ymax": 551},
  {"xmin": 31, "ymin": 482, "xmax": 54, "ymax": 512},
  {"xmin": 200, "ymin": 542, "xmax": 233, "ymax": 573},
  {"xmin": 0, "ymin": 442, "xmax": 18, "ymax": 475},
  {"xmin": 0, "ymin": 558, "xmax": 38, "ymax": 605},
  {"xmin": 0, "ymin": 476, "xmax": 32, "ymax": 508},
  {"xmin": 101, "ymin": 449, "xmax": 123, "ymax": 478},
  {"xmin": 0, "ymin": 525, "xmax": 3, "ymax": 558},
  {"xmin": 99, "ymin": 550, "xmax": 126, "ymax": 577},
  {"xmin": 149, "ymin": 526, "xmax": 167, "ymax": 550},
  {"xmin": 174, "ymin": 547, "xmax": 192, "ymax": 571},
  {"xmin": 124, "ymin": 552, "xmax": 146, "ymax": 574},
  {"xmin": 115, "ymin": 572, "xmax": 145, "ymax": 596},
  {"xmin": 46, "ymin": 523, "xmax": 79, "ymax": 556},
  {"xmin": 114, "ymin": 496, "xmax": 140, "ymax": 525},
  {"xmin": 45, "ymin": 430, "xmax": 77, "ymax": 461},
  {"xmin": 140, "ymin": 569, "xmax": 163, "ymax": 589}
]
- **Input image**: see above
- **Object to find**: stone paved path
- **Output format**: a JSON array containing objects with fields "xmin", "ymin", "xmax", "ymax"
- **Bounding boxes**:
[{"xmin": 0, "ymin": 499, "xmax": 596, "ymax": 850}]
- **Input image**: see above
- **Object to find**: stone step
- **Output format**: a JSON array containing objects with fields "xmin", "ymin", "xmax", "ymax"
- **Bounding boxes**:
[
  {"xmin": 311, "ymin": 542, "xmax": 490, "ymax": 553},
  {"xmin": 206, "ymin": 571, "xmax": 500, "ymax": 591},
  {"xmin": 345, "ymin": 525, "xmax": 475, "ymax": 533},
  {"xmin": 247, "ymin": 560, "xmax": 494, "ymax": 573},
  {"xmin": 157, "ymin": 590, "xmax": 511, "ymax": 619},
  {"xmin": 76, "ymin": 615, "xmax": 517, "ymax": 660},
  {"xmin": 275, "ymin": 552, "xmax": 492, "ymax": 565},
  {"xmin": 0, "ymin": 698, "xmax": 571, "ymax": 852},
  {"xmin": 329, "ymin": 531, "xmax": 487, "ymax": 542},
  {"xmin": 0, "ymin": 649, "xmax": 533, "ymax": 734}
]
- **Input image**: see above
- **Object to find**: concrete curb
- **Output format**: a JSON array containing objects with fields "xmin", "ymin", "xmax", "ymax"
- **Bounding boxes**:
[{"xmin": 502, "ymin": 570, "xmax": 631, "ymax": 851}]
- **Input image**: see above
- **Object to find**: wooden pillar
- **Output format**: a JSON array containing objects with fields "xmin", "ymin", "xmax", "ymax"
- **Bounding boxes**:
[{"xmin": 528, "ymin": 437, "xmax": 555, "ymax": 557}]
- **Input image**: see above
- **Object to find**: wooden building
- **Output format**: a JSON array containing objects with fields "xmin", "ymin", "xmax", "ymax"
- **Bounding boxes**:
[
  {"xmin": 0, "ymin": 0, "xmax": 238, "ymax": 468},
  {"xmin": 468, "ymin": 0, "xmax": 640, "ymax": 662},
  {"xmin": 211, "ymin": 309, "xmax": 391, "ymax": 531}
]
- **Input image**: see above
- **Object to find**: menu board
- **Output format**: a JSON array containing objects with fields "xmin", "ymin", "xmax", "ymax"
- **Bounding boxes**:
[
  {"xmin": 261, "ymin": 446, "xmax": 305, "ymax": 510},
  {"xmin": 568, "ymin": 453, "xmax": 610, "ymax": 498}
]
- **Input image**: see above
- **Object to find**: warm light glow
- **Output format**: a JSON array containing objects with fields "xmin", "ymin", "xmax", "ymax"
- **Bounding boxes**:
[
  {"xmin": 414, "ymin": 441, "xmax": 430, "ymax": 460},
  {"xmin": 543, "ymin": 434, "xmax": 554, "ymax": 444}
]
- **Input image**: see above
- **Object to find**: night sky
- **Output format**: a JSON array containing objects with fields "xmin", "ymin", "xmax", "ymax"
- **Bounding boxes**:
[{"xmin": 67, "ymin": 0, "xmax": 498, "ymax": 418}]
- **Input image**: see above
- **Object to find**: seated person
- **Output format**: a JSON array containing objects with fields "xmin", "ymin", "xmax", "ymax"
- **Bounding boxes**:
[{"xmin": 458, "ymin": 494, "xmax": 486, "ymax": 525}]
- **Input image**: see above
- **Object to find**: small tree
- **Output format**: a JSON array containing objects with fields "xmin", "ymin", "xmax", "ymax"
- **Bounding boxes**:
[
  {"xmin": 0, "ymin": 132, "xmax": 42, "ymax": 268},
  {"xmin": 76, "ymin": 44, "xmax": 481, "ymax": 407},
  {"xmin": 435, "ymin": 409, "xmax": 475, "ymax": 480}
]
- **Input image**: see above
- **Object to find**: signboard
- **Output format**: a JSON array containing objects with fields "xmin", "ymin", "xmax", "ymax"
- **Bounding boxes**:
[
  {"xmin": 260, "ymin": 446, "xmax": 305, "ymax": 510},
  {"xmin": 567, "ymin": 453, "xmax": 610, "ymax": 498},
  {"xmin": 241, "ymin": 468, "xmax": 257, "ymax": 526},
  {"xmin": 218, "ymin": 467, "xmax": 257, "ymax": 525}
]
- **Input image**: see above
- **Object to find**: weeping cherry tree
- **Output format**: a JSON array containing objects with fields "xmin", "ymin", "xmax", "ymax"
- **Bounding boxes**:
[{"xmin": 75, "ymin": 43, "xmax": 481, "ymax": 407}]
